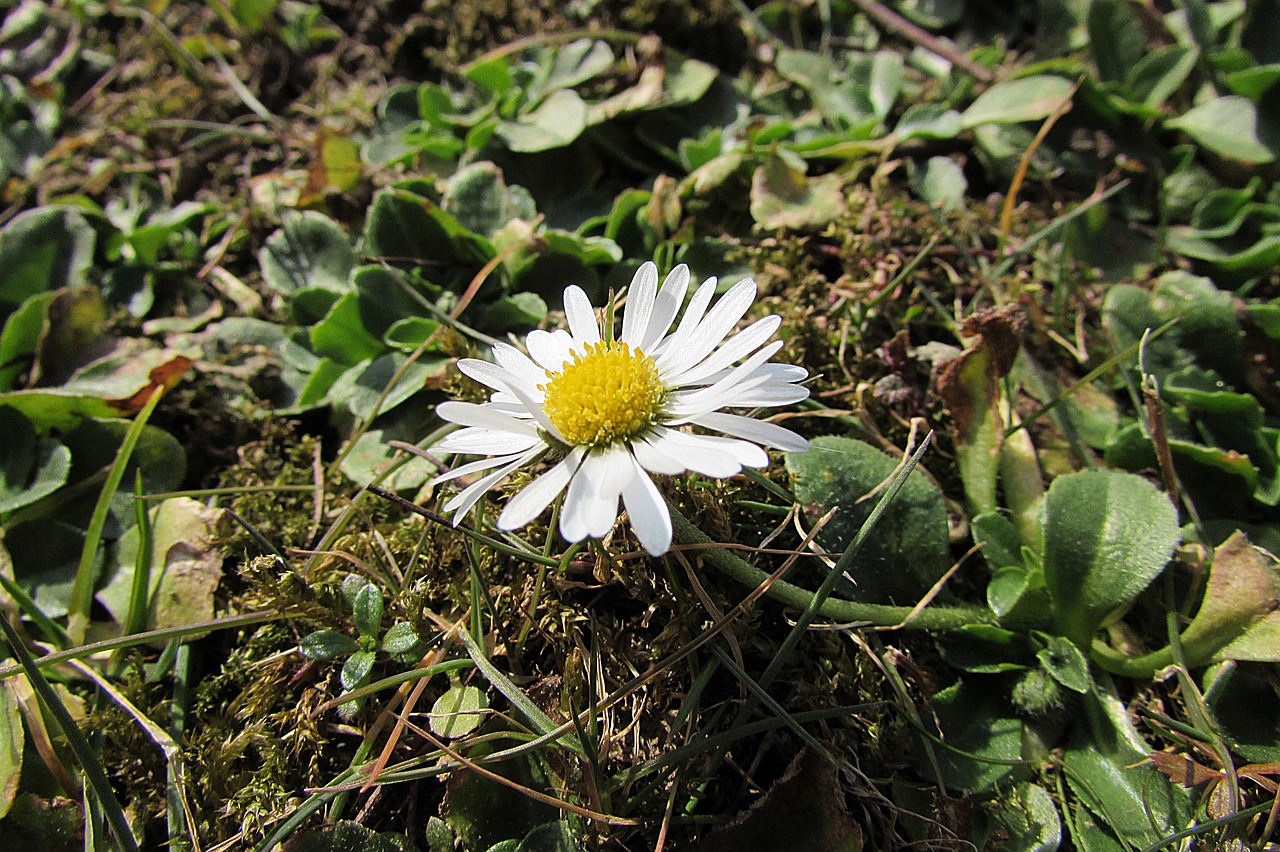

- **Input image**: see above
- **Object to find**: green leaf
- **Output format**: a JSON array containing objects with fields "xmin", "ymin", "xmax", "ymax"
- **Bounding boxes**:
[
  {"xmin": 382, "ymin": 622, "xmax": 426, "ymax": 664},
  {"xmin": 1205, "ymin": 664, "xmax": 1280, "ymax": 763},
  {"xmin": 230, "ymin": 0, "xmax": 278, "ymax": 32},
  {"xmin": 986, "ymin": 566, "xmax": 1050, "ymax": 623},
  {"xmin": 384, "ymin": 317, "xmax": 442, "ymax": 352},
  {"xmin": 961, "ymin": 75, "xmax": 1075, "ymax": 128},
  {"xmin": 972, "ymin": 512, "xmax": 1026, "ymax": 571},
  {"xmin": 351, "ymin": 265, "xmax": 429, "ymax": 341},
  {"xmin": 786, "ymin": 436, "xmax": 951, "ymax": 605},
  {"xmin": 1166, "ymin": 96, "xmax": 1277, "ymax": 164},
  {"xmin": 1188, "ymin": 532, "xmax": 1280, "ymax": 664},
  {"xmin": 259, "ymin": 210, "xmax": 355, "ymax": 296},
  {"xmin": 496, "ymin": 90, "xmax": 587, "ymax": 153},
  {"xmin": 96, "ymin": 497, "xmax": 225, "ymax": 633},
  {"xmin": 1034, "ymin": 633, "xmax": 1092, "ymax": 693},
  {"xmin": 429, "ymin": 684, "xmax": 487, "ymax": 738},
  {"xmin": 329, "ymin": 351, "xmax": 450, "ymax": 421},
  {"xmin": 1127, "ymin": 45, "xmax": 1198, "ymax": 108},
  {"xmin": 0, "ymin": 291, "xmax": 54, "ymax": 391},
  {"xmin": 0, "ymin": 406, "xmax": 70, "ymax": 513},
  {"xmin": 282, "ymin": 820, "xmax": 418, "ymax": 852},
  {"xmin": 749, "ymin": 154, "xmax": 846, "ymax": 231},
  {"xmin": 342, "ymin": 573, "xmax": 369, "ymax": 607},
  {"xmin": 923, "ymin": 679, "xmax": 1026, "ymax": 793},
  {"xmin": 978, "ymin": 781, "xmax": 1062, "ymax": 852},
  {"xmin": 352, "ymin": 583, "xmax": 384, "ymax": 639},
  {"xmin": 309, "ymin": 291, "xmax": 386, "ymax": 366},
  {"xmin": 442, "ymin": 162, "xmax": 536, "ymax": 237},
  {"xmin": 0, "ymin": 206, "xmax": 95, "ymax": 312},
  {"xmin": 911, "ymin": 156, "xmax": 966, "ymax": 211},
  {"xmin": 543, "ymin": 39, "xmax": 613, "ymax": 93},
  {"xmin": 0, "ymin": 679, "xmax": 22, "ymax": 819},
  {"xmin": 1062, "ymin": 689, "xmax": 1190, "ymax": 848},
  {"xmin": 1087, "ymin": 0, "xmax": 1146, "ymax": 84},
  {"xmin": 513, "ymin": 822, "xmax": 579, "ymax": 852},
  {"xmin": 442, "ymin": 733, "xmax": 560, "ymax": 850},
  {"xmin": 300, "ymin": 630, "xmax": 361, "ymax": 661},
  {"xmin": 6, "ymin": 517, "xmax": 85, "ymax": 618},
  {"xmin": 341, "ymin": 650, "xmax": 376, "ymax": 692},
  {"xmin": 895, "ymin": 103, "xmax": 963, "ymax": 140},
  {"xmin": 363, "ymin": 188, "xmax": 472, "ymax": 267},
  {"xmin": 1041, "ymin": 470, "xmax": 1180, "ymax": 647},
  {"xmin": 476, "ymin": 292, "xmax": 548, "ymax": 330},
  {"xmin": 425, "ymin": 817, "xmax": 454, "ymax": 852}
]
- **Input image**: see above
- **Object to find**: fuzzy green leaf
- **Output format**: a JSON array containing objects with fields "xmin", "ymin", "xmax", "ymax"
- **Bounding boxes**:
[
  {"xmin": 382, "ymin": 622, "xmax": 426, "ymax": 664},
  {"xmin": 1041, "ymin": 470, "xmax": 1180, "ymax": 647},
  {"xmin": 300, "ymin": 630, "xmax": 360, "ymax": 661},
  {"xmin": 352, "ymin": 583, "xmax": 384, "ymax": 639}
]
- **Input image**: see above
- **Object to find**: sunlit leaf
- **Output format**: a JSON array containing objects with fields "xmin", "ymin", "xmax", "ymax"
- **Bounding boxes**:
[
  {"xmin": 1167, "ymin": 96, "xmax": 1277, "ymax": 164},
  {"xmin": 496, "ymin": 90, "xmax": 588, "ymax": 153},
  {"xmin": 1041, "ymin": 470, "xmax": 1180, "ymax": 647},
  {"xmin": 430, "ymin": 684, "xmax": 487, "ymax": 738},
  {"xmin": 259, "ymin": 210, "xmax": 355, "ymax": 295},
  {"xmin": 961, "ymin": 75, "xmax": 1075, "ymax": 128}
]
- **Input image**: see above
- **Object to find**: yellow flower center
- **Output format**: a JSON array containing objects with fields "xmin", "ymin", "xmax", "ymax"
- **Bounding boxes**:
[{"xmin": 540, "ymin": 341, "xmax": 665, "ymax": 447}]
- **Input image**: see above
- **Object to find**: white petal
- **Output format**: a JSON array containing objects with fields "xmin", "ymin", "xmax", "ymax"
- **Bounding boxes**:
[
  {"xmin": 494, "ymin": 343, "xmax": 553, "ymax": 391},
  {"xmin": 498, "ymin": 447, "xmax": 585, "ymax": 530},
  {"xmin": 438, "ymin": 427, "xmax": 544, "ymax": 455},
  {"xmin": 639, "ymin": 264, "xmax": 691, "ymax": 351},
  {"xmin": 526, "ymin": 329, "xmax": 574, "ymax": 372},
  {"xmin": 433, "ymin": 451, "xmax": 534, "ymax": 485},
  {"xmin": 651, "ymin": 275, "xmax": 717, "ymax": 360},
  {"xmin": 664, "ymin": 314, "xmax": 781, "ymax": 387},
  {"xmin": 562, "ymin": 286, "xmax": 601, "ymax": 345},
  {"xmin": 631, "ymin": 434, "xmax": 687, "ymax": 475},
  {"xmin": 691, "ymin": 411, "xmax": 810, "ymax": 452},
  {"xmin": 644, "ymin": 427, "xmax": 742, "ymax": 478},
  {"xmin": 458, "ymin": 358, "xmax": 540, "ymax": 398},
  {"xmin": 727, "ymin": 383, "xmax": 812, "ymax": 408},
  {"xmin": 488, "ymin": 393, "xmax": 535, "ymax": 411},
  {"xmin": 498, "ymin": 377, "xmax": 567, "ymax": 444},
  {"xmin": 437, "ymin": 401, "xmax": 539, "ymax": 436},
  {"xmin": 696, "ymin": 434, "xmax": 770, "ymax": 468},
  {"xmin": 560, "ymin": 463, "xmax": 607, "ymax": 543},
  {"xmin": 581, "ymin": 447, "xmax": 636, "ymax": 537},
  {"xmin": 656, "ymin": 277, "xmax": 756, "ymax": 374},
  {"xmin": 443, "ymin": 448, "xmax": 540, "ymax": 523},
  {"xmin": 664, "ymin": 340, "xmax": 784, "ymax": 419},
  {"xmin": 622, "ymin": 462, "xmax": 671, "ymax": 555},
  {"xmin": 620, "ymin": 262, "xmax": 659, "ymax": 346},
  {"xmin": 758, "ymin": 363, "xmax": 809, "ymax": 383}
]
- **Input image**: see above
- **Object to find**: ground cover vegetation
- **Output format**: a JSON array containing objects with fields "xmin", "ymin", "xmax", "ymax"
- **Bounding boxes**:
[{"xmin": 0, "ymin": 0, "xmax": 1278, "ymax": 849}]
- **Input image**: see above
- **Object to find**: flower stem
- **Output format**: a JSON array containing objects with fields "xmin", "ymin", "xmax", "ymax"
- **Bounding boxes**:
[{"xmin": 667, "ymin": 506, "xmax": 995, "ymax": 633}]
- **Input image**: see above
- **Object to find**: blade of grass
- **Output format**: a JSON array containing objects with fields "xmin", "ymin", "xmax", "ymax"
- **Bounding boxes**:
[
  {"xmin": 67, "ymin": 386, "xmax": 166, "ymax": 645},
  {"xmin": 0, "ymin": 614, "xmax": 140, "ymax": 852},
  {"xmin": 0, "ymin": 610, "xmax": 286, "ymax": 680},
  {"xmin": 125, "ymin": 469, "xmax": 154, "ymax": 637},
  {"xmin": 169, "ymin": 642, "xmax": 194, "ymax": 852}
]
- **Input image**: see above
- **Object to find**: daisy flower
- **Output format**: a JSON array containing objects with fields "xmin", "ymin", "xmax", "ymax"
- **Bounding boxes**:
[{"xmin": 431, "ymin": 261, "xmax": 811, "ymax": 556}]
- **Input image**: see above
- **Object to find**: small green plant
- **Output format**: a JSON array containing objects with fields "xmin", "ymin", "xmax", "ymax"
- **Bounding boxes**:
[{"xmin": 299, "ymin": 574, "xmax": 428, "ymax": 718}]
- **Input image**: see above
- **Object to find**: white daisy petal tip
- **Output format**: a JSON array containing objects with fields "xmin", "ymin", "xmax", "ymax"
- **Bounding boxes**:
[{"xmin": 429, "ymin": 260, "xmax": 810, "ymax": 547}]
